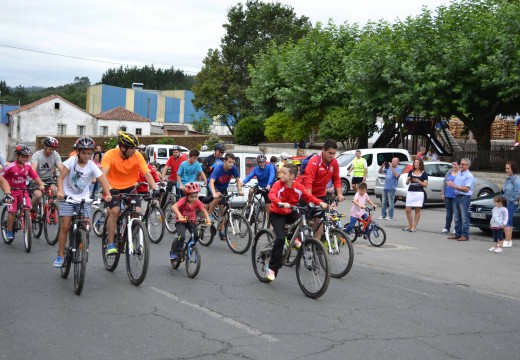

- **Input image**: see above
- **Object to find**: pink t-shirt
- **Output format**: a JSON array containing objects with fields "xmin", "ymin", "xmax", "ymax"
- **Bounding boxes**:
[
  {"xmin": 350, "ymin": 192, "xmax": 369, "ymax": 218},
  {"xmin": 175, "ymin": 196, "xmax": 205, "ymax": 222}
]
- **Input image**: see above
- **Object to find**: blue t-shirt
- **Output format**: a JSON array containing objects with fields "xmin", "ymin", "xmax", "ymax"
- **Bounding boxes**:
[
  {"xmin": 444, "ymin": 172, "xmax": 457, "ymax": 198},
  {"xmin": 383, "ymin": 166, "xmax": 402, "ymax": 190},
  {"xmin": 209, "ymin": 163, "xmax": 239, "ymax": 192},
  {"xmin": 454, "ymin": 170, "xmax": 475, "ymax": 196},
  {"xmin": 178, "ymin": 160, "xmax": 203, "ymax": 185},
  {"xmin": 243, "ymin": 165, "xmax": 275, "ymax": 188}
]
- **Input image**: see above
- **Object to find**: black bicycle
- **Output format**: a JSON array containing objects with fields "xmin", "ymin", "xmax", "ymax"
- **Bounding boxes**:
[
  {"xmin": 242, "ymin": 185, "xmax": 268, "ymax": 234},
  {"xmin": 170, "ymin": 218, "xmax": 209, "ymax": 278},
  {"xmin": 137, "ymin": 183, "xmax": 166, "ymax": 244}
]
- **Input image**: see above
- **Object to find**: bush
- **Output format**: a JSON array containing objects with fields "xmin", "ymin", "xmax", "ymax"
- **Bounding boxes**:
[
  {"xmin": 157, "ymin": 137, "xmax": 176, "ymax": 145},
  {"xmin": 103, "ymin": 137, "xmax": 118, "ymax": 149},
  {"xmin": 234, "ymin": 116, "xmax": 265, "ymax": 145}
]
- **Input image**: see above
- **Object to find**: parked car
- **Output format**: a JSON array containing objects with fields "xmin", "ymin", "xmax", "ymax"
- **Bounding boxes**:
[
  {"xmin": 145, "ymin": 144, "xmax": 189, "ymax": 172},
  {"xmin": 374, "ymin": 161, "xmax": 500, "ymax": 204},
  {"xmin": 337, "ymin": 148, "xmax": 411, "ymax": 195},
  {"xmin": 469, "ymin": 194, "xmax": 520, "ymax": 232}
]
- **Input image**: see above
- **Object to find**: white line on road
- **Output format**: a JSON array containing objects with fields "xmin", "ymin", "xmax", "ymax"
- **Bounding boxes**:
[{"xmin": 150, "ymin": 286, "xmax": 278, "ymax": 343}]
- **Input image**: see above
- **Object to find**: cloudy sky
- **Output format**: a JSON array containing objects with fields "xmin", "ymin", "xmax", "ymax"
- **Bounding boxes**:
[{"xmin": 0, "ymin": 0, "xmax": 452, "ymax": 88}]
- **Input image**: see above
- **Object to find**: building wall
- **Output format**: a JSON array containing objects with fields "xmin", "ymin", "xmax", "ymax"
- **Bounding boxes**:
[
  {"xmin": 0, "ymin": 124, "xmax": 8, "ymax": 157},
  {"xmin": 134, "ymin": 91, "xmax": 157, "ymax": 121},
  {"xmin": 85, "ymin": 84, "xmax": 103, "ymax": 115},
  {"xmin": 101, "ymin": 85, "xmax": 126, "ymax": 113},
  {"xmin": 96, "ymin": 120, "xmax": 151, "ymax": 137}
]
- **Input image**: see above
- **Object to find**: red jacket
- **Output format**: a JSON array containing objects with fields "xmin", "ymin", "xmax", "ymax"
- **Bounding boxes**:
[
  {"xmin": 137, "ymin": 164, "xmax": 160, "ymax": 193},
  {"xmin": 269, "ymin": 179, "xmax": 323, "ymax": 215},
  {"xmin": 166, "ymin": 154, "xmax": 187, "ymax": 181},
  {"xmin": 299, "ymin": 153, "xmax": 341, "ymax": 197}
]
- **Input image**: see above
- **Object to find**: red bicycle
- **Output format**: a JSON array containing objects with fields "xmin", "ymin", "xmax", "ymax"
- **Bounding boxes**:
[
  {"xmin": 345, "ymin": 207, "xmax": 387, "ymax": 247},
  {"xmin": 1, "ymin": 188, "xmax": 33, "ymax": 252},
  {"xmin": 32, "ymin": 180, "xmax": 60, "ymax": 245}
]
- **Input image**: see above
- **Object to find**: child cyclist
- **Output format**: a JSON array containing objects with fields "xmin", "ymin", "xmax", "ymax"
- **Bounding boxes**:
[
  {"xmin": 169, "ymin": 182, "xmax": 212, "ymax": 261},
  {"xmin": 54, "ymin": 137, "xmax": 112, "ymax": 267},
  {"xmin": 343, "ymin": 182, "xmax": 377, "ymax": 234},
  {"xmin": 0, "ymin": 144, "xmax": 45, "ymax": 241},
  {"xmin": 266, "ymin": 163, "xmax": 328, "ymax": 282},
  {"xmin": 489, "ymin": 195, "xmax": 508, "ymax": 253}
]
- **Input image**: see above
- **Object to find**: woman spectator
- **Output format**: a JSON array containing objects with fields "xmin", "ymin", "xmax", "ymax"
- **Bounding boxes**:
[
  {"xmin": 502, "ymin": 161, "xmax": 520, "ymax": 248},
  {"xmin": 440, "ymin": 161, "xmax": 459, "ymax": 234},
  {"xmin": 403, "ymin": 158, "xmax": 428, "ymax": 232},
  {"xmin": 90, "ymin": 151, "xmax": 103, "ymax": 199}
]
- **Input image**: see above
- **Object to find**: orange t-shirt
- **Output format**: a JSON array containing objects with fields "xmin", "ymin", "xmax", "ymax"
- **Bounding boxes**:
[{"xmin": 101, "ymin": 148, "xmax": 149, "ymax": 189}]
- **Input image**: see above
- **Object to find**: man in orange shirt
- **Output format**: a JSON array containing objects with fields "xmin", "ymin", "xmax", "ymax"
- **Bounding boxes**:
[{"xmin": 101, "ymin": 131, "xmax": 160, "ymax": 255}]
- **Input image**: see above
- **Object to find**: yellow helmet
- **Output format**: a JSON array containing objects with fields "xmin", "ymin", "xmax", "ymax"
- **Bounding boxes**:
[{"xmin": 118, "ymin": 131, "xmax": 139, "ymax": 148}]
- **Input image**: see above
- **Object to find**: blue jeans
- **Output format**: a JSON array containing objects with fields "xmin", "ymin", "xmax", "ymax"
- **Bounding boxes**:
[
  {"xmin": 506, "ymin": 203, "xmax": 518, "ymax": 227},
  {"xmin": 382, "ymin": 189, "xmax": 396, "ymax": 218},
  {"xmin": 444, "ymin": 197, "xmax": 455, "ymax": 231},
  {"xmin": 453, "ymin": 195, "xmax": 470, "ymax": 238},
  {"xmin": 344, "ymin": 213, "xmax": 368, "ymax": 233}
]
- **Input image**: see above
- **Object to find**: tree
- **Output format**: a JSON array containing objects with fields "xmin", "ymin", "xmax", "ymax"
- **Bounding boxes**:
[
  {"xmin": 191, "ymin": 116, "xmax": 212, "ymax": 134},
  {"xmin": 234, "ymin": 116, "xmax": 265, "ymax": 145},
  {"xmin": 319, "ymin": 107, "xmax": 377, "ymax": 149},
  {"xmin": 101, "ymin": 65, "xmax": 195, "ymax": 90},
  {"xmin": 264, "ymin": 112, "xmax": 308, "ymax": 142}
]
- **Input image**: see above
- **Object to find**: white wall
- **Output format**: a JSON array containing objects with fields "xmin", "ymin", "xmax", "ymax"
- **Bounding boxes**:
[
  {"xmin": 96, "ymin": 120, "xmax": 151, "ymax": 137},
  {"xmin": 0, "ymin": 124, "xmax": 8, "ymax": 158}
]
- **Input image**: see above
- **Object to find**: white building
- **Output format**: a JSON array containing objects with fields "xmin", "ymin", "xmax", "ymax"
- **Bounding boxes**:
[{"xmin": 95, "ymin": 106, "xmax": 151, "ymax": 136}]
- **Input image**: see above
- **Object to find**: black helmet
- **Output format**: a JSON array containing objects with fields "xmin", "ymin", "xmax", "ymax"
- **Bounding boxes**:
[
  {"xmin": 75, "ymin": 137, "xmax": 95, "ymax": 149},
  {"xmin": 118, "ymin": 131, "xmax": 139, "ymax": 148},
  {"xmin": 43, "ymin": 136, "xmax": 59, "ymax": 148},
  {"xmin": 213, "ymin": 143, "xmax": 225, "ymax": 152},
  {"xmin": 15, "ymin": 144, "xmax": 31, "ymax": 156}
]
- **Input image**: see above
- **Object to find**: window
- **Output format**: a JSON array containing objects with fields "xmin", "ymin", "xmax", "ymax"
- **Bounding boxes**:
[
  {"xmin": 362, "ymin": 154, "xmax": 373, "ymax": 166},
  {"xmin": 54, "ymin": 102, "xmax": 60, "ymax": 110},
  {"xmin": 245, "ymin": 157, "xmax": 257, "ymax": 176},
  {"xmin": 234, "ymin": 157, "xmax": 241, "ymax": 174},
  {"xmin": 57, "ymin": 124, "xmax": 66, "ymax": 135},
  {"xmin": 135, "ymin": 128, "xmax": 142, "ymax": 135},
  {"xmin": 77, "ymin": 125, "xmax": 86, "ymax": 136},
  {"xmin": 99, "ymin": 126, "xmax": 108, "ymax": 135},
  {"xmin": 437, "ymin": 164, "xmax": 452, "ymax": 177},
  {"xmin": 158, "ymin": 148, "xmax": 167, "ymax": 158}
]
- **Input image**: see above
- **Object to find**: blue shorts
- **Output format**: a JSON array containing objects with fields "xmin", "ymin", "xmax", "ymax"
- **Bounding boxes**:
[
  {"xmin": 59, "ymin": 201, "xmax": 91, "ymax": 218},
  {"xmin": 506, "ymin": 203, "xmax": 518, "ymax": 227}
]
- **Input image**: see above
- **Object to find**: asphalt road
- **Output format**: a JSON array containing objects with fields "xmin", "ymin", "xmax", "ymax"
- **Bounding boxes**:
[{"xmin": 1, "ymin": 199, "xmax": 519, "ymax": 360}]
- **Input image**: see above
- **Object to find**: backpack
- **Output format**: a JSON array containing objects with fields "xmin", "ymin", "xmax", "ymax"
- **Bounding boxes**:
[{"xmin": 300, "ymin": 153, "xmax": 318, "ymax": 175}]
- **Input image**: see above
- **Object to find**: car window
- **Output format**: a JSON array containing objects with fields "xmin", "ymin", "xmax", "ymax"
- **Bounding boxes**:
[
  {"xmin": 336, "ymin": 154, "xmax": 355, "ymax": 167},
  {"xmin": 168, "ymin": 148, "xmax": 174, "ymax": 157},
  {"xmin": 158, "ymin": 148, "xmax": 167, "ymax": 158},
  {"xmin": 395, "ymin": 153, "xmax": 409, "ymax": 162},
  {"xmin": 363, "ymin": 154, "xmax": 373, "ymax": 166},
  {"xmin": 246, "ymin": 157, "xmax": 257, "ymax": 175},
  {"xmin": 425, "ymin": 164, "xmax": 438, "ymax": 177},
  {"xmin": 377, "ymin": 153, "xmax": 395, "ymax": 165},
  {"xmin": 235, "ymin": 157, "xmax": 241, "ymax": 174},
  {"xmin": 437, "ymin": 163, "xmax": 451, "ymax": 176}
]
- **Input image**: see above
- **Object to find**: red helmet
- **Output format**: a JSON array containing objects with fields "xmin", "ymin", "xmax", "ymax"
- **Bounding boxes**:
[
  {"xmin": 15, "ymin": 144, "xmax": 31, "ymax": 156},
  {"xmin": 43, "ymin": 136, "xmax": 59, "ymax": 148},
  {"xmin": 184, "ymin": 182, "xmax": 201, "ymax": 195}
]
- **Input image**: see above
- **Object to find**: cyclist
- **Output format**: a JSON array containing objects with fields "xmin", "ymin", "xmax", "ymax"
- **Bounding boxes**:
[
  {"xmin": 207, "ymin": 152, "xmax": 243, "ymax": 236},
  {"xmin": 30, "ymin": 136, "xmax": 63, "ymax": 214},
  {"xmin": 343, "ymin": 182, "xmax": 377, "ymax": 234},
  {"xmin": 177, "ymin": 149, "xmax": 207, "ymax": 197},
  {"xmin": 266, "ymin": 163, "xmax": 327, "ymax": 282},
  {"xmin": 201, "ymin": 143, "xmax": 225, "ymax": 178},
  {"xmin": 137, "ymin": 153, "xmax": 160, "ymax": 194},
  {"xmin": 347, "ymin": 149, "xmax": 367, "ymax": 193},
  {"xmin": 101, "ymin": 131, "xmax": 160, "ymax": 255},
  {"xmin": 0, "ymin": 145, "xmax": 45, "ymax": 241},
  {"xmin": 160, "ymin": 145, "xmax": 187, "ymax": 208},
  {"xmin": 54, "ymin": 137, "xmax": 112, "ymax": 268},
  {"xmin": 242, "ymin": 154, "xmax": 275, "ymax": 218},
  {"xmin": 169, "ymin": 182, "xmax": 212, "ymax": 261}
]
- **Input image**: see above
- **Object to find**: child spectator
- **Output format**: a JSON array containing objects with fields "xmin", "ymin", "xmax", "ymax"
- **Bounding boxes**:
[{"xmin": 489, "ymin": 196, "xmax": 508, "ymax": 253}]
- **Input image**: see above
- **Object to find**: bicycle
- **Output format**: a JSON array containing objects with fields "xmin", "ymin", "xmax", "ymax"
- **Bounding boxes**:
[
  {"xmin": 91, "ymin": 198, "xmax": 106, "ymax": 238},
  {"xmin": 31, "ymin": 180, "xmax": 60, "ymax": 245},
  {"xmin": 170, "ymin": 218, "xmax": 208, "ymax": 278},
  {"xmin": 198, "ymin": 192, "xmax": 252, "ymax": 254},
  {"xmin": 137, "ymin": 182, "xmax": 166, "ymax": 244},
  {"xmin": 346, "ymin": 207, "xmax": 387, "ymax": 247},
  {"xmin": 1, "ymin": 188, "xmax": 32, "ymax": 252},
  {"xmin": 162, "ymin": 181, "xmax": 182, "ymax": 234},
  {"xmin": 251, "ymin": 204, "xmax": 331, "ymax": 299},
  {"xmin": 100, "ymin": 192, "xmax": 150, "ymax": 286},
  {"xmin": 59, "ymin": 196, "xmax": 93, "ymax": 295},
  {"xmin": 242, "ymin": 185, "xmax": 268, "ymax": 234}
]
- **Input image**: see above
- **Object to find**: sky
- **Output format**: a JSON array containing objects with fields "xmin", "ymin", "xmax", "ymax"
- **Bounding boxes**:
[{"xmin": 0, "ymin": 0, "xmax": 453, "ymax": 88}]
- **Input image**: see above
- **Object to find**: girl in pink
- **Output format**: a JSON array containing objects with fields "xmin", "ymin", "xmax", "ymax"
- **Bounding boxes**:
[{"xmin": 344, "ymin": 182, "xmax": 377, "ymax": 233}]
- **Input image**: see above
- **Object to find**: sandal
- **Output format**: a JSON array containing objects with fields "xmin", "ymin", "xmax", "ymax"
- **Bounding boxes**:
[
  {"xmin": 402, "ymin": 227, "xmax": 411, "ymax": 231},
  {"xmin": 409, "ymin": 228, "xmax": 417, "ymax": 232}
]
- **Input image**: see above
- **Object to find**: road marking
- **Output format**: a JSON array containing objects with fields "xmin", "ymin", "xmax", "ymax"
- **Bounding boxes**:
[
  {"xmin": 389, "ymin": 285, "xmax": 437, "ymax": 297},
  {"xmin": 150, "ymin": 286, "xmax": 278, "ymax": 342}
]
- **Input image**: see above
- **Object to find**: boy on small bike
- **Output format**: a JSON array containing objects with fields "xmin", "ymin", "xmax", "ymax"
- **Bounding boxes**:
[
  {"xmin": 0, "ymin": 145, "xmax": 45, "ymax": 241},
  {"xmin": 169, "ymin": 182, "xmax": 211, "ymax": 261},
  {"xmin": 266, "ymin": 163, "xmax": 327, "ymax": 282},
  {"xmin": 343, "ymin": 182, "xmax": 377, "ymax": 234}
]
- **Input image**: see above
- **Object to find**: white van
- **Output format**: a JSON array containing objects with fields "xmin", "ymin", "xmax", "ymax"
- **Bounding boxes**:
[
  {"xmin": 337, "ymin": 148, "xmax": 411, "ymax": 195},
  {"xmin": 145, "ymin": 144, "xmax": 189, "ymax": 172}
]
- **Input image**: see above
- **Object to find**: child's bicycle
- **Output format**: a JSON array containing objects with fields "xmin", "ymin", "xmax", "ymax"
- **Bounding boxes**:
[
  {"xmin": 170, "ymin": 217, "xmax": 209, "ymax": 278},
  {"xmin": 345, "ymin": 207, "xmax": 386, "ymax": 247},
  {"xmin": 32, "ymin": 179, "xmax": 60, "ymax": 246},
  {"xmin": 1, "ymin": 188, "xmax": 32, "ymax": 252}
]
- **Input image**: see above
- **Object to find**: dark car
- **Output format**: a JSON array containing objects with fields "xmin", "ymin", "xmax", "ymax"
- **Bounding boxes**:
[{"xmin": 469, "ymin": 194, "xmax": 520, "ymax": 232}]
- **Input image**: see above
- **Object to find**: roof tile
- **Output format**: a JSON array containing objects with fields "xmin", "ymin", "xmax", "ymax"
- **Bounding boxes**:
[{"xmin": 95, "ymin": 106, "xmax": 150, "ymax": 123}]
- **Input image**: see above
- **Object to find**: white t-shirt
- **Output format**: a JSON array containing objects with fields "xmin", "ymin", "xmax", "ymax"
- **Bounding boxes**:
[{"xmin": 63, "ymin": 157, "xmax": 102, "ymax": 199}]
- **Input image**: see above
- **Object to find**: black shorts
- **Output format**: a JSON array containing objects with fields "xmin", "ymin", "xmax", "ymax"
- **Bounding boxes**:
[
  {"xmin": 256, "ymin": 188, "xmax": 271, "ymax": 204},
  {"xmin": 352, "ymin": 177, "xmax": 364, "ymax": 185},
  {"xmin": 107, "ymin": 186, "xmax": 141, "ymax": 209},
  {"xmin": 202, "ymin": 188, "xmax": 228, "ymax": 206}
]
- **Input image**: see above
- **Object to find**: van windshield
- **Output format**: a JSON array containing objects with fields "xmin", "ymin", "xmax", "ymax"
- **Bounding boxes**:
[{"xmin": 336, "ymin": 153, "xmax": 355, "ymax": 167}]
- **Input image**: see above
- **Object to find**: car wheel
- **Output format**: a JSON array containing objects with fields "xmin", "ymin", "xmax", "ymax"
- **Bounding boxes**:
[
  {"xmin": 477, "ymin": 188, "xmax": 493, "ymax": 197},
  {"xmin": 341, "ymin": 179, "xmax": 350, "ymax": 196}
]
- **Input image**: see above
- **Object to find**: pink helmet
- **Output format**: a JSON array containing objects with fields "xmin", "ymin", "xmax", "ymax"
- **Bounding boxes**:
[{"xmin": 184, "ymin": 182, "xmax": 201, "ymax": 195}]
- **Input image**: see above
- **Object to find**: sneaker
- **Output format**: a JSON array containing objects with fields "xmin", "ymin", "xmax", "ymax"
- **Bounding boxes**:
[
  {"xmin": 169, "ymin": 251, "xmax": 178, "ymax": 260},
  {"xmin": 452, "ymin": 229, "xmax": 456, "ymax": 235},
  {"xmin": 503, "ymin": 241, "xmax": 512, "ymax": 248},
  {"xmin": 219, "ymin": 231, "xmax": 226, "ymax": 239},
  {"xmin": 441, "ymin": 229, "xmax": 448, "ymax": 234},
  {"xmin": 385, "ymin": 217, "xmax": 392, "ymax": 221},
  {"xmin": 106, "ymin": 243, "xmax": 119, "ymax": 255},
  {"xmin": 266, "ymin": 268, "xmax": 276, "ymax": 281},
  {"xmin": 494, "ymin": 247, "xmax": 503, "ymax": 253},
  {"xmin": 294, "ymin": 237, "xmax": 302, "ymax": 249},
  {"xmin": 6, "ymin": 231, "xmax": 14, "ymax": 240},
  {"xmin": 378, "ymin": 216, "xmax": 385, "ymax": 220},
  {"xmin": 488, "ymin": 247, "xmax": 496, "ymax": 252},
  {"xmin": 53, "ymin": 256, "xmax": 64, "ymax": 268}
]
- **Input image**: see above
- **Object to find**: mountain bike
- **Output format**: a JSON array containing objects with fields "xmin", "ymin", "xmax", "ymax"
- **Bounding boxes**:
[
  {"xmin": 170, "ymin": 218, "xmax": 209, "ymax": 278},
  {"xmin": 346, "ymin": 207, "xmax": 387, "ymax": 247},
  {"xmin": 251, "ymin": 204, "xmax": 331, "ymax": 299},
  {"xmin": 198, "ymin": 192, "xmax": 252, "ymax": 254},
  {"xmin": 242, "ymin": 185, "xmax": 267, "ymax": 234},
  {"xmin": 91, "ymin": 199, "xmax": 106, "ymax": 237},
  {"xmin": 1, "ymin": 188, "xmax": 32, "ymax": 252},
  {"xmin": 162, "ymin": 181, "xmax": 182, "ymax": 234},
  {"xmin": 137, "ymin": 183, "xmax": 165, "ymax": 244},
  {"xmin": 31, "ymin": 180, "xmax": 60, "ymax": 245},
  {"xmin": 100, "ymin": 192, "xmax": 150, "ymax": 286},
  {"xmin": 59, "ymin": 196, "xmax": 93, "ymax": 295}
]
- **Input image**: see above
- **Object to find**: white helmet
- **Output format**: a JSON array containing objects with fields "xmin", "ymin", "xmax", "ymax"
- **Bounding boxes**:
[{"xmin": 280, "ymin": 152, "xmax": 289, "ymax": 160}]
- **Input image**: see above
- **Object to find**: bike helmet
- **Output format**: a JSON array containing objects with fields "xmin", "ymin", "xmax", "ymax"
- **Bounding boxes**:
[
  {"xmin": 137, "ymin": 144, "xmax": 147, "ymax": 151},
  {"xmin": 201, "ymin": 145, "xmax": 208, "ymax": 151},
  {"xmin": 15, "ymin": 144, "xmax": 31, "ymax": 156},
  {"xmin": 75, "ymin": 136, "xmax": 95, "ymax": 149},
  {"xmin": 280, "ymin": 152, "xmax": 289, "ymax": 160},
  {"xmin": 256, "ymin": 154, "xmax": 267, "ymax": 162},
  {"xmin": 184, "ymin": 182, "xmax": 201, "ymax": 195},
  {"xmin": 118, "ymin": 131, "xmax": 139, "ymax": 148},
  {"xmin": 213, "ymin": 143, "xmax": 225, "ymax": 152},
  {"xmin": 43, "ymin": 136, "xmax": 59, "ymax": 148},
  {"xmin": 171, "ymin": 145, "xmax": 181, "ymax": 151}
]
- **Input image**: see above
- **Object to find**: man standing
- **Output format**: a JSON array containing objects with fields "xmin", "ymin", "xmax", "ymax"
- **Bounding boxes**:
[
  {"xmin": 347, "ymin": 149, "xmax": 367, "ymax": 193},
  {"xmin": 415, "ymin": 147, "xmax": 426, "ymax": 160},
  {"xmin": 31, "ymin": 136, "xmax": 64, "ymax": 211},
  {"xmin": 378, "ymin": 157, "xmax": 402, "ymax": 220},
  {"xmin": 160, "ymin": 145, "xmax": 187, "ymax": 208},
  {"xmin": 447, "ymin": 157, "xmax": 475, "ymax": 241}
]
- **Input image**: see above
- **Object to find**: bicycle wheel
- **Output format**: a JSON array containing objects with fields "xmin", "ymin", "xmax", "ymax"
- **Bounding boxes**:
[
  {"xmin": 1, "ymin": 207, "xmax": 13, "ymax": 245},
  {"xmin": 101, "ymin": 216, "xmax": 120, "ymax": 271},
  {"xmin": 284, "ymin": 236, "xmax": 300, "ymax": 268},
  {"xmin": 146, "ymin": 204, "xmax": 165, "ymax": 244},
  {"xmin": 73, "ymin": 229, "xmax": 88, "ymax": 295},
  {"xmin": 44, "ymin": 203, "xmax": 60, "ymax": 246},
  {"xmin": 61, "ymin": 237, "xmax": 71, "ymax": 279},
  {"xmin": 225, "ymin": 212, "xmax": 252, "ymax": 254},
  {"xmin": 163, "ymin": 200, "xmax": 177, "ymax": 234},
  {"xmin": 367, "ymin": 224, "xmax": 387, "ymax": 247},
  {"xmin": 198, "ymin": 224, "xmax": 215, "ymax": 246},
  {"xmin": 296, "ymin": 237, "xmax": 330, "ymax": 299},
  {"xmin": 185, "ymin": 244, "xmax": 201, "ymax": 278},
  {"xmin": 255, "ymin": 205, "xmax": 267, "ymax": 233},
  {"xmin": 92, "ymin": 209, "xmax": 105, "ymax": 237},
  {"xmin": 126, "ymin": 220, "xmax": 149, "ymax": 286},
  {"xmin": 32, "ymin": 202, "xmax": 44, "ymax": 238},
  {"xmin": 251, "ymin": 229, "xmax": 275, "ymax": 283},
  {"xmin": 23, "ymin": 210, "xmax": 32, "ymax": 253},
  {"xmin": 322, "ymin": 228, "xmax": 354, "ymax": 278}
]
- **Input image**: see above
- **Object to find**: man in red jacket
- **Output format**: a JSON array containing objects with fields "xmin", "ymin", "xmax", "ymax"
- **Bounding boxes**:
[{"xmin": 265, "ymin": 163, "xmax": 327, "ymax": 282}]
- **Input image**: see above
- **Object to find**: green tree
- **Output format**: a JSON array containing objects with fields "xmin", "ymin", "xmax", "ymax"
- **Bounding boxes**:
[
  {"xmin": 319, "ymin": 107, "xmax": 377, "ymax": 149},
  {"xmin": 264, "ymin": 112, "xmax": 308, "ymax": 142},
  {"xmin": 157, "ymin": 137, "xmax": 176, "ymax": 145},
  {"xmin": 191, "ymin": 117, "xmax": 212, "ymax": 134},
  {"xmin": 234, "ymin": 116, "xmax": 265, "ymax": 145}
]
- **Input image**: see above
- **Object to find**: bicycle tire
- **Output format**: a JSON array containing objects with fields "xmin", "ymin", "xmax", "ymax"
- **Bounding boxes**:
[
  {"xmin": 101, "ymin": 217, "xmax": 120, "ymax": 272},
  {"xmin": 255, "ymin": 204, "xmax": 266, "ymax": 233},
  {"xmin": 73, "ymin": 229, "xmax": 88, "ymax": 295},
  {"xmin": 126, "ymin": 220, "xmax": 149, "ymax": 286},
  {"xmin": 146, "ymin": 204, "xmax": 165, "ymax": 244},
  {"xmin": 225, "ymin": 212, "xmax": 252, "ymax": 254},
  {"xmin": 61, "ymin": 237, "xmax": 71, "ymax": 279},
  {"xmin": 92, "ymin": 209, "xmax": 105, "ymax": 237},
  {"xmin": 284, "ymin": 235, "xmax": 301, "ymax": 268},
  {"xmin": 163, "ymin": 200, "xmax": 177, "ymax": 234},
  {"xmin": 1, "ymin": 207, "xmax": 13, "ymax": 245},
  {"xmin": 170, "ymin": 236, "xmax": 182, "ymax": 269},
  {"xmin": 23, "ymin": 210, "xmax": 32, "ymax": 253},
  {"xmin": 296, "ymin": 237, "xmax": 331, "ymax": 299},
  {"xmin": 186, "ymin": 244, "xmax": 201, "ymax": 278},
  {"xmin": 367, "ymin": 224, "xmax": 387, "ymax": 247},
  {"xmin": 44, "ymin": 203, "xmax": 60, "ymax": 246},
  {"xmin": 251, "ymin": 229, "xmax": 275, "ymax": 283},
  {"xmin": 32, "ymin": 202, "xmax": 44, "ymax": 238},
  {"xmin": 198, "ymin": 224, "xmax": 215, "ymax": 247},
  {"xmin": 322, "ymin": 228, "xmax": 354, "ymax": 278}
]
